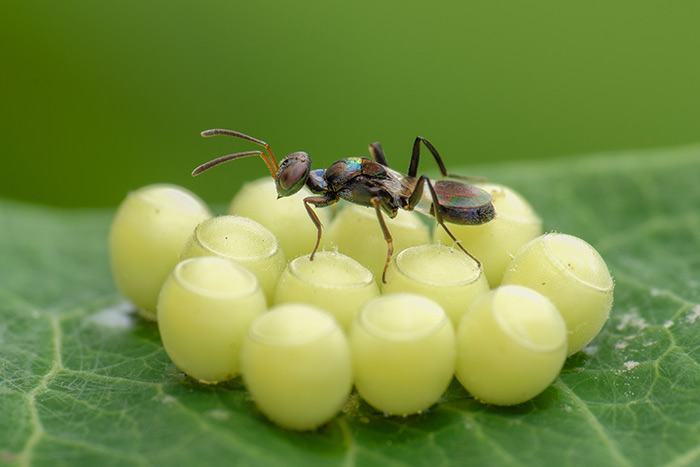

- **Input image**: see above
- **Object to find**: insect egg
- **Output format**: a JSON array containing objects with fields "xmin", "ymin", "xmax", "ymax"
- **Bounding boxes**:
[
  {"xmin": 240, "ymin": 303, "xmax": 352, "ymax": 431},
  {"xmin": 273, "ymin": 251, "xmax": 380, "ymax": 331},
  {"xmin": 228, "ymin": 177, "xmax": 331, "ymax": 260},
  {"xmin": 381, "ymin": 244, "xmax": 490, "ymax": 327},
  {"xmin": 109, "ymin": 184, "xmax": 212, "ymax": 318},
  {"xmin": 501, "ymin": 233, "xmax": 614, "ymax": 355},
  {"xmin": 180, "ymin": 215, "xmax": 286, "ymax": 304},
  {"xmin": 157, "ymin": 256, "xmax": 266, "ymax": 383},
  {"xmin": 455, "ymin": 285, "xmax": 568, "ymax": 406},
  {"xmin": 349, "ymin": 293, "xmax": 456, "ymax": 416}
]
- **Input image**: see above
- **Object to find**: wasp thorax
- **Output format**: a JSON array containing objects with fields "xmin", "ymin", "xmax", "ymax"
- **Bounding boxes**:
[{"xmin": 276, "ymin": 152, "xmax": 312, "ymax": 197}]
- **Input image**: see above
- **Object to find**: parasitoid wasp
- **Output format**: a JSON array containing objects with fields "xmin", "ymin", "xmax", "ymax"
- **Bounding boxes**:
[{"xmin": 192, "ymin": 129, "xmax": 495, "ymax": 283}]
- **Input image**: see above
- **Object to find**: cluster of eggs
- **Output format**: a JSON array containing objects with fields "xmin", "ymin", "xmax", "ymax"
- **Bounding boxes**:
[{"xmin": 109, "ymin": 178, "xmax": 613, "ymax": 430}]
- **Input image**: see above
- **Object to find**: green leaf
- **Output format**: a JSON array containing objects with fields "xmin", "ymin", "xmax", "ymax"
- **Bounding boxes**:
[{"xmin": 2, "ymin": 146, "xmax": 700, "ymax": 466}]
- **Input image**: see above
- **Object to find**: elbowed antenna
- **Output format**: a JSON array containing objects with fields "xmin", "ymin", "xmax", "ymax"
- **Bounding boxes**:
[
  {"xmin": 192, "ymin": 151, "xmax": 268, "ymax": 177},
  {"xmin": 196, "ymin": 129, "xmax": 280, "ymax": 179}
]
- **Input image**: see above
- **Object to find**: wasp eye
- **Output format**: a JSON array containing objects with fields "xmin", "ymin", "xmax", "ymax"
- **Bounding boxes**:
[
  {"xmin": 279, "ymin": 164, "xmax": 307, "ymax": 191},
  {"xmin": 276, "ymin": 152, "xmax": 311, "ymax": 197}
]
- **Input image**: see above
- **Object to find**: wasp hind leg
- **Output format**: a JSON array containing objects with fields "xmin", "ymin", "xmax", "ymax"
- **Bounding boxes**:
[
  {"xmin": 409, "ymin": 136, "xmax": 485, "ymax": 182},
  {"xmin": 421, "ymin": 178, "xmax": 482, "ymax": 269}
]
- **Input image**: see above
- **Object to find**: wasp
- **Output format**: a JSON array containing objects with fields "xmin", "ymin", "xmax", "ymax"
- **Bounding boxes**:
[{"xmin": 192, "ymin": 129, "xmax": 495, "ymax": 283}]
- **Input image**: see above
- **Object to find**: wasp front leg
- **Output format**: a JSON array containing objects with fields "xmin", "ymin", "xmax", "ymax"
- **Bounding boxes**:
[
  {"xmin": 303, "ymin": 195, "xmax": 338, "ymax": 260},
  {"xmin": 369, "ymin": 196, "xmax": 394, "ymax": 284}
]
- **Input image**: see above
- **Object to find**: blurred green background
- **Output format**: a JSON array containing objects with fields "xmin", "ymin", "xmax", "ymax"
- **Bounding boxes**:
[{"xmin": 2, "ymin": 1, "xmax": 699, "ymax": 208}]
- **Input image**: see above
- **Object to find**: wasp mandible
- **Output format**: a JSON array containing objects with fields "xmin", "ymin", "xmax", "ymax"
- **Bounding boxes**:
[{"xmin": 192, "ymin": 129, "xmax": 495, "ymax": 283}]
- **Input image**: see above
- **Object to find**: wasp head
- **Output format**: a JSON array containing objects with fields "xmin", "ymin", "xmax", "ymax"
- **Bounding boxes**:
[{"xmin": 275, "ymin": 152, "xmax": 312, "ymax": 198}]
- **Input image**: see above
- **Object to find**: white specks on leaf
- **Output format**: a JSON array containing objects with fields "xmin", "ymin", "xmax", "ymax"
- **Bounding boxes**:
[
  {"xmin": 206, "ymin": 409, "xmax": 231, "ymax": 421},
  {"xmin": 160, "ymin": 395, "xmax": 178, "ymax": 405},
  {"xmin": 684, "ymin": 305, "xmax": 700, "ymax": 324},
  {"xmin": 616, "ymin": 309, "xmax": 648, "ymax": 331},
  {"xmin": 88, "ymin": 301, "xmax": 136, "ymax": 330}
]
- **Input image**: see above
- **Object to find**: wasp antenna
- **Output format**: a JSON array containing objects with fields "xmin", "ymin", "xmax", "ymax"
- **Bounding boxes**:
[
  {"xmin": 201, "ymin": 129, "xmax": 265, "ymax": 146},
  {"xmin": 200, "ymin": 129, "xmax": 280, "ymax": 172},
  {"xmin": 191, "ymin": 151, "xmax": 278, "ymax": 179}
]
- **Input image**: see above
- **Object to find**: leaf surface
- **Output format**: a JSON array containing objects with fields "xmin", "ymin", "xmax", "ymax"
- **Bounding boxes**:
[{"xmin": 2, "ymin": 146, "xmax": 700, "ymax": 466}]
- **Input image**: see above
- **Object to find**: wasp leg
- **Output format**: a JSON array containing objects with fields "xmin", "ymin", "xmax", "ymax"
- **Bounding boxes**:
[
  {"xmin": 408, "ymin": 137, "xmax": 484, "ymax": 182},
  {"xmin": 423, "ymin": 178, "xmax": 482, "ymax": 268},
  {"xmin": 303, "ymin": 195, "xmax": 337, "ymax": 260},
  {"xmin": 368, "ymin": 142, "xmax": 389, "ymax": 166},
  {"xmin": 405, "ymin": 174, "xmax": 428, "ymax": 210},
  {"xmin": 370, "ymin": 196, "xmax": 394, "ymax": 284}
]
